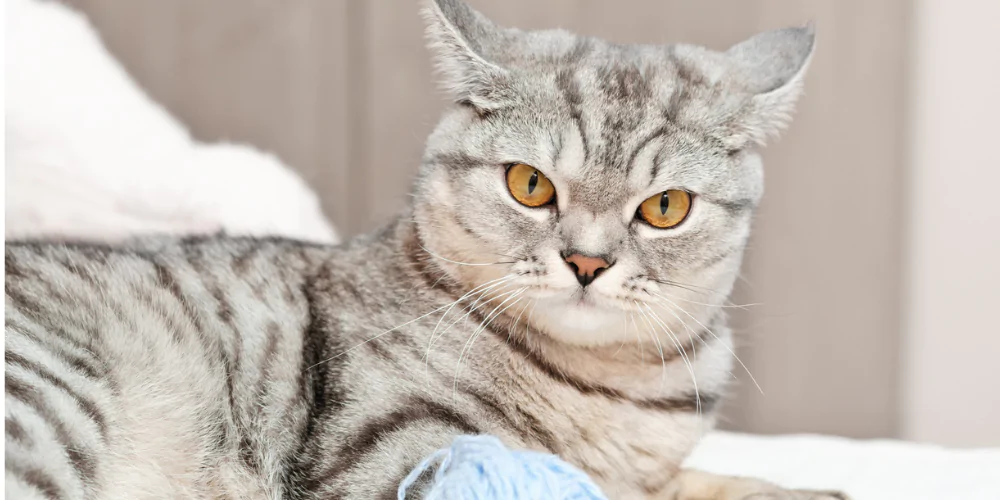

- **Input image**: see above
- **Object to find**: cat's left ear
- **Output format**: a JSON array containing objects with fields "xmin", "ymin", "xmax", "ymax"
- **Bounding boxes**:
[
  {"xmin": 724, "ymin": 24, "xmax": 816, "ymax": 148},
  {"xmin": 421, "ymin": 0, "xmax": 515, "ymax": 112}
]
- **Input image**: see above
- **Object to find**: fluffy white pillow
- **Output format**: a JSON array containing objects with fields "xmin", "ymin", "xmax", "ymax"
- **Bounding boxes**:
[{"xmin": 4, "ymin": 0, "xmax": 339, "ymax": 244}]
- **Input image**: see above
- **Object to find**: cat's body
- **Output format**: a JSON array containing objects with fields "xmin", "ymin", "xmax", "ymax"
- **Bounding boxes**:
[
  {"xmin": 6, "ymin": 1, "xmax": 847, "ymax": 499},
  {"xmin": 5, "ymin": 222, "xmax": 720, "ymax": 499}
]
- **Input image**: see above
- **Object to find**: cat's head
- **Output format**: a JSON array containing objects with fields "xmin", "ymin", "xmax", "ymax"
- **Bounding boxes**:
[{"xmin": 412, "ymin": 0, "xmax": 813, "ymax": 347}]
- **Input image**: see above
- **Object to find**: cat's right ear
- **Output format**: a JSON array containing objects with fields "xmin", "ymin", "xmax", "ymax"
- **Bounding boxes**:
[
  {"xmin": 722, "ymin": 24, "xmax": 816, "ymax": 147},
  {"xmin": 422, "ymin": 0, "xmax": 514, "ymax": 113}
]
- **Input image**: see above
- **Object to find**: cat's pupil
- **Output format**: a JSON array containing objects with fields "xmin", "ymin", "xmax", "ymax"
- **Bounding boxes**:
[
  {"xmin": 528, "ymin": 171, "xmax": 538, "ymax": 194},
  {"xmin": 660, "ymin": 192, "xmax": 669, "ymax": 215}
]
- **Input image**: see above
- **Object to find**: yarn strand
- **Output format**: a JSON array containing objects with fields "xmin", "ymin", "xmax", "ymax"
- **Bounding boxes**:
[{"xmin": 399, "ymin": 435, "xmax": 608, "ymax": 500}]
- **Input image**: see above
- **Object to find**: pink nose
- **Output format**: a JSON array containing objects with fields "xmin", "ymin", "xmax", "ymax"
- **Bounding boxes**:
[{"xmin": 563, "ymin": 254, "xmax": 611, "ymax": 287}]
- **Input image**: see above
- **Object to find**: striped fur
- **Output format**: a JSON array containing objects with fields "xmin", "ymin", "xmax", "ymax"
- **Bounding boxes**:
[
  {"xmin": 5, "ymin": 229, "xmax": 723, "ymax": 499},
  {"xmin": 5, "ymin": 1, "xmax": 842, "ymax": 499}
]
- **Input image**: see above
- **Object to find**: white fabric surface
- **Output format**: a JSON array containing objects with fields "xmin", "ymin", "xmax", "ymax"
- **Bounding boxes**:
[
  {"xmin": 688, "ymin": 432, "xmax": 1000, "ymax": 499},
  {"xmin": 6, "ymin": 1, "xmax": 1000, "ymax": 499},
  {"xmin": 5, "ymin": 0, "xmax": 338, "ymax": 244}
]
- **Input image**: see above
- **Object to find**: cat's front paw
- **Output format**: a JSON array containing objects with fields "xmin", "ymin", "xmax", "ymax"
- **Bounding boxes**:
[
  {"xmin": 709, "ymin": 486, "xmax": 850, "ymax": 500},
  {"xmin": 663, "ymin": 470, "xmax": 850, "ymax": 500},
  {"xmin": 741, "ymin": 489, "xmax": 849, "ymax": 500}
]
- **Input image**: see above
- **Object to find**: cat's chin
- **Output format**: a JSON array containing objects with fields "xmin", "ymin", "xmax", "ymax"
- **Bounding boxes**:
[{"xmin": 526, "ymin": 295, "xmax": 632, "ymax": 347}]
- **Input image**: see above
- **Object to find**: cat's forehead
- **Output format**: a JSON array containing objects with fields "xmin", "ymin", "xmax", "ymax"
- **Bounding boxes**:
[
  {"xmin": 503, "ymin": 33, "xmax": 734, "ymax": 143},
  {"xmin": 496, "ymin": 56, "xmax": 723, "ymax": 207}
]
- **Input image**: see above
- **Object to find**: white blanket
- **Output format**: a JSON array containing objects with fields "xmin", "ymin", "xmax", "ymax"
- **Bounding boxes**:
[
  {"xmin": 687, "ymin": 432, "xmax": 1000, "ymax": 499},
  {"xmin": 6, "ymin": 1, "xmax": 1000, "ymax": 499}
]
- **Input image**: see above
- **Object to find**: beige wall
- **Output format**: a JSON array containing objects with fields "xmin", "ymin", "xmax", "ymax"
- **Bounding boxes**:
[
  {"xmin": 902, "ymin": 0, "xmax": 1000, "ymax": 447},
  {"xmin": 69, "ymin": 0, "xmax": 921, "ymax": 440}
]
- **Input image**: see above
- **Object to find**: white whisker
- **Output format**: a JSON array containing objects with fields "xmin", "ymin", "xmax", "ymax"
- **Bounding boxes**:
[
  {"xmin": 418, "ymin": 243, "xmax": 514, "ymax": 267},
  {"xmin": 427, "ymin": 281, "xmax": 521, "ymax": 367},
  {"xmin": 642, "ymin": 303, "xmax": 701, "ymax": 413},
  {"xmin": 509, "ymin": 297, "xmax": 532, "ymax": 342},
  {"xmin": 651, "ymin": 291, "xmax": 763, "ymax": 395},
  {"xmin": 629, "ymin": 307, "xmax": 645, "ymax": 362},
  {"xmin": 423, "ymin": 275, "xmax": 516, "ymax": 373},
  {"xmin": 525, "ymin": 299, "xmax": 538, "ymax": 337},
  {"xmin": 652, "ymin": 287, "xmax": 759, "ymax": 310},
  {"xmin": 309, "ymin": 300, "xmax": 457, "ymax": 369},
  {"xmin": 453, "ymin": 288, "xmax": 527, "ymax": 399},
  {"xmin": 434, "ymin": 282, "xmax": 521, "ymax": 346},
  {"xmin": 632, "ymin": 301, "xmax": 669, "ymax": 393},
  {"xmin": 613, "ymin": 308, "xmax": 630, "ymax": 358}
]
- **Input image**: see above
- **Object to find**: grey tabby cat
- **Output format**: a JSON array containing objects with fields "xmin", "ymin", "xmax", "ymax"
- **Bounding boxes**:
[{"xmin": 4, "ymin": 1, "xmax": 846, "ymax": 499}]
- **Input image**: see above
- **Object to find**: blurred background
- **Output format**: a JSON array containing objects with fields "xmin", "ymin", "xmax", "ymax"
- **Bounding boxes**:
[{"xmin": 63, "ymin": 0, "xmax": 998, "ymax": 447}]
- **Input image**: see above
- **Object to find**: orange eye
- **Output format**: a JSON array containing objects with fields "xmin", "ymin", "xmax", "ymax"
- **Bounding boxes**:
[
  {"xmin": 637, "ymin": 190, "xmax": 692, "ymax": 229},
  {"xmin": 506, "ymin": 163, "xmax": 556, "ymax": 207}
]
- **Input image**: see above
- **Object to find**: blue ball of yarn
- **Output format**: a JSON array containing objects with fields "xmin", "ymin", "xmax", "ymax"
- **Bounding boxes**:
[{"xmin": 398, "ymin": 435, "xmax": 608, "ymax": 500}]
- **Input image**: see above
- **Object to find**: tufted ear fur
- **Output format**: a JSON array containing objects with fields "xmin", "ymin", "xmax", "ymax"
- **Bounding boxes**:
[
  {"xmin": 724, "ymin": 24, "xmax": 816, "ymax": 148},
  {"xmin": 421, "ymin": 0, "xmax": 516, "ymax": 112}
]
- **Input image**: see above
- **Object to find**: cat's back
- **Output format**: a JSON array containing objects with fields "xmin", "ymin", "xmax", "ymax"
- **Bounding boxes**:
[
  {"xmin": 4, "ymin": 235, "xmax": 335, "ymax": 498},
  {"xmin": 5, "ymin": 235, "xmax": 331, "ymax": 345}
]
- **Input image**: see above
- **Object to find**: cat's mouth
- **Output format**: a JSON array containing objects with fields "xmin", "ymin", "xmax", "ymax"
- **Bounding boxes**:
[
  {"xmin": 519, "ymin": 284, "xmax": 627, "ymax": 313},
  {"xmin": 569, "ymin": 289, "xmax": 612, "ymax": 310}
]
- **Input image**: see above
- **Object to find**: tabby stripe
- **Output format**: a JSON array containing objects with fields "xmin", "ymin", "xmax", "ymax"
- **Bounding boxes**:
[
  {"xmin": 239, "ymin": 435, "xmax": 261, "ymax": 474},
  {"xmin": 500, "ymin": 331, "xmax": 715, "ymax": 413},
  {"xmin": 319, "ymin": 397, "xmax": 480, "ymax": 487},
  {"xmin": 35, "ymin": 274, "xmax": 76, "ymax": 307},
  {"xmin": 213, "ymin": 280, "xmax": 252, "ymax": 470},
  {"xmin": 220, "ymin": 353, "xmax": 239, "ymax": 444},
  {"xmin": 5, "ymin": 287, "xmax": 47, "ymax": 321},
  {"xmin": 637, "ymin": 392, "xmax": 719, "ymax": 413},
  {"xmin": 626, "ymin": 126, "xmax": 668, "ymax": 176},
  {"xmin": 211, "ymin": 285, "xmax": 236, "ymax": 327},
  {"xmin": 664, "ymin": 49, "xmax": 695, "ymax": 123},
  {"xmin": 465, "ymin": 388, "xmax": 561, "ymax": 452},
  {"xmin": 282, "ymin": 276, "xmax": 349, "ymax": 496},
  {"xmin": 365, "ymin": 338, "xmax": 397, "ymax": 362},
  {"xmin": 134, "ymin": 288, "xmax": 186, "ymax": 345},
  {"xmin": 153, "ymin": 260, "xmax": 220, "ymax": 367},
  {"xmin": 282, "ymin": 281, "xmax": 297, "ymax": 304},
  {"xmin": 556, "ymin": 68, "xmax": 589, "ymax": 161},
  {"xmin": 239, "ymin": 322, "xmax": 282, "ymax": 474},
  {"xmin": 404, "ymin": 225, "xmax": 462, "ymax": 298},
  {"xmin": 7, "ymin": 321, "xmax": 105, "ymax": 381},
  {"xmin": 424, "ymin": 151, "xmax": 488, "ymax": 171},
  {"xmin": 549, "ymin": 128, "xmax": 565, "ymax": 169},
  {"xmin": 339, "ymin": 280, "xmax": 365, "ymax": 304},
  {"xmin": 76, "ymin": 245, "xmax": 112, "ymax": 265},
  {"xmin": 57, "ymin": 258, "xmax": 98, "ymax": 287},
  {"xmin": 154, "ymin": 262, "xmax": 207, "ymax": 334},
  {"xmin": 153, "ymin": 260, "xmax": 236, "ymax": 455},
  {"xmin": 6, "ymin": 462, "xmax": 63, "ymax": 500},
  {"xmin": 209, "ymin": 281, "xmax": 244, "ymax": 427},
  {"xmin": 5, "ymin": 374, "xmax": 97, "ymax": 480},
  {"xmin": 351, "ymin": 398, "xmax": 479, "ymax": 456},
  {"xmin": 108, "ymin": 300, "xmax": 138, "ymax": 330},
  {"xmin": 6, "ymin": 416, "xmax": 30, "ymax": 445},
  {"xmin": 5, "ymin": 252, "xmax": 26, "ymax": 278},
  {"xmin": 254, "ymin": 321, "xmax": 282, "ymax": 409},
  {"xmin": 231, "ymin": 245, "xmax": 262, "ymax": 276},
  {"xmin": 5, "ymin": 351, "xmax": 108, "ymax": 439}
]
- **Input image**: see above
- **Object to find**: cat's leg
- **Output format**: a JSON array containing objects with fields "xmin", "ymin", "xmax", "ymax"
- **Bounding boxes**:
[{"xmin": 659, "ymin": 469, "xmax": 849, "ymax": 500}]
